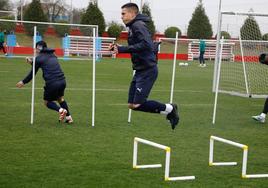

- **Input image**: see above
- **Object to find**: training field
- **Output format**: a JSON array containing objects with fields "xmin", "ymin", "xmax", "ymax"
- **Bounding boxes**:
[{"xmin": 0, "ymin": 57, "xmax": 268, "ymax": 187}]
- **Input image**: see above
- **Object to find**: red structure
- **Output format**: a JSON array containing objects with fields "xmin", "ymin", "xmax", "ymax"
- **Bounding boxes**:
[
  {"xmin": 15, "ymin": 24, "xmax": 25, "ymax": 33},
  {"xmin": 45, "ymin": 26, "xmax": 57, "ymax": 35}
]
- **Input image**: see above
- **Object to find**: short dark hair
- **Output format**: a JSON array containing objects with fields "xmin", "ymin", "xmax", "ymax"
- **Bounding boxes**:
[
  {"xmin": 36, "ymin": 41, "xmax": 47, "ymax": 50},
  {"xmin": 121, "ymin": 3, "xmax": 139, "ymax": 14}
]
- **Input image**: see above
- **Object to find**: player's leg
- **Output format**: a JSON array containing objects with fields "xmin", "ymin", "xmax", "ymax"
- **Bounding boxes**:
[
  {"xmin": 56, "ymin": 80, "xmax": 72, "ymax": 123},
  {"xmin": 58, "ymin": 96, "xmax": 73, "ymax": 123},
  {"xmin": 44, "ymin": 100, "xmax": 60, "ymax": 112},
  {"xmin": 199, "ymin": 53, "xmax": 202, "ymax": 65},
  {"xmin": 0, "ymin": 43, "xmax": 3, "ymax": 54},
  {"xmin": 2, "ymin": 43, "xmax": 7, "ymax": 55},
  {"xmin": 43, "ymin": 84, "xmax": 61, "ymax": 112},
  {"xmin": 202, "ymin": 51, "xmax": 206, "ymax": 66},
  {"xmin": 56, "ymin": 80, "xmax": 70, "ymax": 116},
  {"xmin": 252, "ymin": 98, "xmax": 268, "ymax": 123},
  {"xmin": 130, "ymin": 67, "xmax": 179, "ymax": 129},
  {"xmin": 44, "ymin": 82, "xmax": 67, "ymax": 122}
]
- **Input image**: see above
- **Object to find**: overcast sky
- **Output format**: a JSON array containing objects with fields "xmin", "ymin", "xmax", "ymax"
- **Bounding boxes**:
[{"xmin": 12, "ymin": 0, "xmax": 268, "ymax": 36}]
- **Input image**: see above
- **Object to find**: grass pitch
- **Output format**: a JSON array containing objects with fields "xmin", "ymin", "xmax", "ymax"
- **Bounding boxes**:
[{"xmin": 0, "ymin": 57, "xmax": 268, "ymax": 187}]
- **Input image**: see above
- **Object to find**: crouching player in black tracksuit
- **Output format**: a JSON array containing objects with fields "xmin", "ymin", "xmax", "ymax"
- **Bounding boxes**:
[
  {"xmin": 16, "ymin": 41, "xmax": 73, "ymax": 124},
  {"xmin": 109, "ymin": 3, "xmax": 179, "ymax": 129}
]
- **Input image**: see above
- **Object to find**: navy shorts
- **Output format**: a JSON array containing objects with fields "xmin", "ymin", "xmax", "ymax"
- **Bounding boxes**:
[
  {"xmin": 128, "ymin": 66, "xmax": 158, "ymax": 104},
  {"xmin": 43, "ymin": 80, "xmax": 66, "ymax": 101}
]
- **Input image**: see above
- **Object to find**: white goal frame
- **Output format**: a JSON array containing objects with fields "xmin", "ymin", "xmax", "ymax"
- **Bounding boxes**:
[{"xmin": 212, "ymin": 11, "xmax": 268, "ymax": 124}]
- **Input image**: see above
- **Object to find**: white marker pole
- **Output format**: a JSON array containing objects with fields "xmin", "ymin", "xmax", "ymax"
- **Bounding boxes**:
[
  {"xmin": 92, "ymin": 28, "xmax": 96, "ymax": 127},
  {"xmin": 30, "ymin": 26, "xmax": 37, "ymax": 124},
  {"xmin": 170, "ymin": 32, "xmax": 179, "ymax": 103},
  {"xmin": 127, "ymin": 70, "xmax": 136, "ymax": 123}
]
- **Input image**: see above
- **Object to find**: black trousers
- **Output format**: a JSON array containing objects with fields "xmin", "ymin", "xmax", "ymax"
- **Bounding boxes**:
[
  {"xmin": 199, "ymin": 51, "xmax": 205, "ymax": 64},
  {"xmin": 262, "ymin": 98, "xmax": 268, "ymax": 114}
]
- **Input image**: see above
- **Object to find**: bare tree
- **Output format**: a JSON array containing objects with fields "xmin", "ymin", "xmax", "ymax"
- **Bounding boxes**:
[
  {"xmin": 0, "ymin": 0, "xmax": 11, "ymax": 11},
  {"xmin": 42, "ymin": 0, "xmax": 68, "ymax": 22},
  {"xmin": 71, "ymin": 8, "xmax": 85, "ymax": 24}
]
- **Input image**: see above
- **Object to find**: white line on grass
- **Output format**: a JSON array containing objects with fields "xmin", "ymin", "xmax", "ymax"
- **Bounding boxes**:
[
  {"xmin": 10, "ymin": 87, "xmax": 207, "ymax": 93},
  {"xmin": 108, "ymin": 103, "xmax": 213, "ymax": 106}
]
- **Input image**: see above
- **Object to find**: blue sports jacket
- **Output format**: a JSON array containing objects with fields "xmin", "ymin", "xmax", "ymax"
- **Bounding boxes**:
[
  {"xmin": 22, "ymin": 48, "xmax": 65, "ymax": 85},
  {"xmin": 118, "ymin": 14, "xmax": 157, "ymax": 71}
]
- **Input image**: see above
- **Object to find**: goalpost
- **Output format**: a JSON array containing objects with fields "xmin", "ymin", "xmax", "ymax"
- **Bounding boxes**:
[
  {"xmin": 0, "ymin": 19, "xmax": 98, "ymax": 126},
  {"xmin": 212, "ymin": 11, "xmax": 268, "ymax": 124},
  {"xmin": 0, "ymin": 10, "xmax": 18, "ymax": 21}
]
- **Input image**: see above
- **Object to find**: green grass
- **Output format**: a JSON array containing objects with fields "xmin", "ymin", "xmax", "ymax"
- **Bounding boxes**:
[{"xmin": 0, "ymin": 57, "xmax": 268, "ymax": 187}]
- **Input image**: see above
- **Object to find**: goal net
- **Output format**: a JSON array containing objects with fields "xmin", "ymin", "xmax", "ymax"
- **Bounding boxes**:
[
  {"xmin": 212, "ymin": 11, "xmax": 268, "ymax": 123},
  {"xmin": 213, "ymin": 12, "xmax": 268, "ymax": 98}
]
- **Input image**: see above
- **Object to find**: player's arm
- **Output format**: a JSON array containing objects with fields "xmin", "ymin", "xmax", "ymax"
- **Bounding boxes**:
[
  {"xmin": 26, "ymin": 57, "xmax": 33, "ymax": 65},
  {"xmin": 118, "ymin": 23, "xmax": 152, "ymax": 53},
  {"xmin": 16, "ymin": 58, "xmax": 41, "ymax": 88},
  {"xmin": 16, "ymin": 81, "xmax": 24, "ymax": 88}
]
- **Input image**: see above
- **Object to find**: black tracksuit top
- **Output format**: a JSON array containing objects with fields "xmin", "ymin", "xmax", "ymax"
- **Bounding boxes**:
[
  {"xmin": 23, "ymin": 48, "xmax": 65, "ymax": 85},
  {"xmin": 117, "ymin": 14, "xmax": 157, "ymax": 71}
]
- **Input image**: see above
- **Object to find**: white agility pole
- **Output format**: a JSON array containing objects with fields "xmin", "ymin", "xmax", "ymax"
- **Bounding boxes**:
[
  {"xmin": 169, "ymin": 32, "xmax": 179, "ymax": 103},
  {"xmin": 212, "ymin": 0, "xmax": 222, "ymax": 92},
  {"xmin": 212, "ymin": 37, "xmax": 224, "ymax": 124},
  {"xmin": 237, "ymin": 13, "xmax": 249, "ymax": 96},
  {"xmin": 133, "ymin": 137, "xmax": 195, "ymax": 181},
  {"xmin": 127, "ymin": 107, "xmax": 132, "ymax": 123},
  {"xmin": 30, "ymin": 26, "xmax": 37, "ymax": 124},
  {"xmin": 127, "ymin": 70, "xmax": 136, "ymax": 123},
  {"xmin": 209, "ymin": 136, "xmax": 268, "ymax": 179},
  {"xmin": 91, "ymin": 28, "xmax": 96, "ymax": 127}
]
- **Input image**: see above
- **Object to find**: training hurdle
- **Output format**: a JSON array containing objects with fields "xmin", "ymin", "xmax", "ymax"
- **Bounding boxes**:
[
  {"xmin": 133, "ymin": 137, "xmax": 195, "ymax": 181},
  {"xmin": 209, "ymin": 135, "xmax": 268, "ymax": 178}
]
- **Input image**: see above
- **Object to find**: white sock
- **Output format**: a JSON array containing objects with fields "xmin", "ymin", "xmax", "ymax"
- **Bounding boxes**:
[
  {"xmin": 160, "ymin": 104, "xmax": 173, "ymax": 115},
  {"xmin": 261, "ymin": 113, "xmax": 266, "ymax": 118}
]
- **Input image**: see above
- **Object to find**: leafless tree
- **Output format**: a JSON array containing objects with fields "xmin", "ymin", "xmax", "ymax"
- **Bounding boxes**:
[{"xmin": 42, "ymin": 0, "xmax": 69, "ymax": 22}]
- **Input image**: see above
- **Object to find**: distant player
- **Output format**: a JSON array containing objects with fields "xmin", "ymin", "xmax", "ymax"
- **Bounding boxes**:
[
  {"xmin": 16, "ymin": 41, "xmax": 73, "ymax": 124},
  {"xmin": 0, "ymin": 27, "xmax": 7, "ymax": 56},
  {"xmin": 199, "ymin": 39, "xmax": 206, "ymax": 67},
  {"xmin": 252, "ymin": 53, "xmax": 268, "ymax": 123},
  {"xmin": 109, "ymin": 3, "xmax": 179, "ymax": 129}
]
